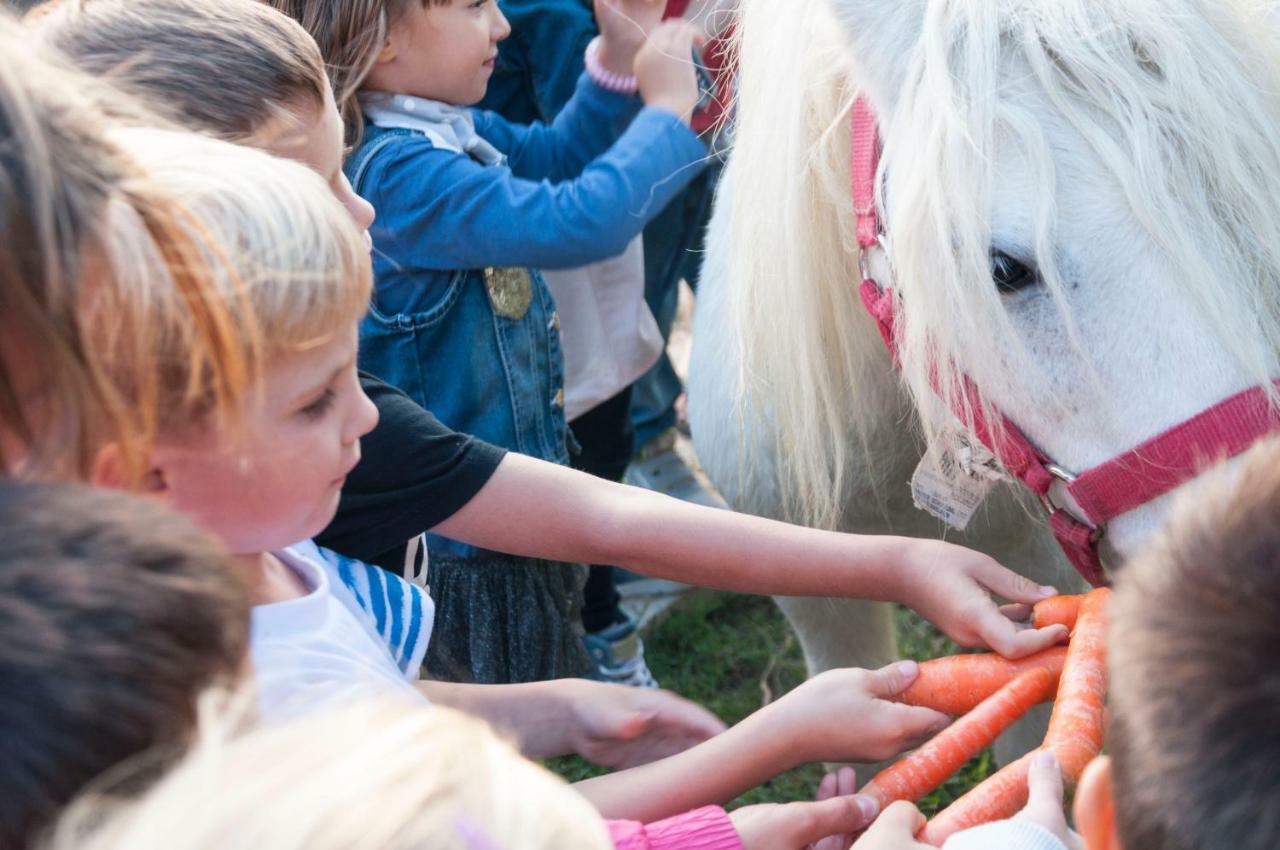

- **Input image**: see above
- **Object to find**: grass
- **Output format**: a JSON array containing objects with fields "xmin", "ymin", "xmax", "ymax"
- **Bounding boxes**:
[{"xmin": 548, "ymin": 591, "xmax": 992, "ymax": 813}]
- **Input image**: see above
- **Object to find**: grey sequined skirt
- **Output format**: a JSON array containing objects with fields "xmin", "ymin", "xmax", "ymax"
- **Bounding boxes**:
[{"xmin": 425, "ymin": 552, "xmax": 590, "ymax": 683}]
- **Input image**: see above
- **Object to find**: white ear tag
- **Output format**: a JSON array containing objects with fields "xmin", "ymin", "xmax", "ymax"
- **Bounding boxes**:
[{"xmin": 910, "ymin": 431, "xmax": 1002, "ymax": 530}]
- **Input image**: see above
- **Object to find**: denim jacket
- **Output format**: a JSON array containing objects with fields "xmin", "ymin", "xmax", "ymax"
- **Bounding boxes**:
[{"xmin": 346, "ymin": 74, "xmax": 707, "ymax": 557}]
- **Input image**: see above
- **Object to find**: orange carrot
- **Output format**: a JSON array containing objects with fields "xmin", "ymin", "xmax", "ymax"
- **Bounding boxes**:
[
  {"xmin": 899, "ymin": 647, "xmax": 1067, "ymax": 716},
  {"xmin": 1043, "ymin": 587, "xmax": 1110, "ymax": 782},
  {"xmin": 864, "ymin": 667, "xmax": 1054, "ymax": 810},
  {"xmin": 922, "ymin": 589, "xmax": 1113, "ymax": 845},
  {"xmin": 918, "ymin": 751, "xmax": 1036, "ymax": 846},
  {"xmin": 1032, "ymin": 594, "xmax": 1085, "ymax": 632}
]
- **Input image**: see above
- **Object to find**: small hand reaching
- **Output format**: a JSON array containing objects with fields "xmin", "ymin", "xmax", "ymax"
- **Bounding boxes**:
[
  {"xmin": 758, "ymin": 661, "xmax": 952, "ymax": 767},
  {"xmin": 633, "ymin": 20, "xmax": 702, "ymax": 120},
  {"xmin": 731, "ymin": 787, "xmax": 879, "ymax": 850},
  {"xmin": 892, "ymin": 539, "xmax": 1070, "ymax": 659},
  {"xmin": 567, "ymin": 680, "xmax": 727, "ymax": 770}
]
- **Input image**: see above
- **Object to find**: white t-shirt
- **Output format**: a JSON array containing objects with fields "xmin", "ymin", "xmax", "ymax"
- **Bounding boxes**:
[
  {"xmin": 249, "ymin": 541, "xmax": 433, "ymax": 720},
  {"xmin": 542, "ymin": 238, "xmax": 663, "ymax": 421}
]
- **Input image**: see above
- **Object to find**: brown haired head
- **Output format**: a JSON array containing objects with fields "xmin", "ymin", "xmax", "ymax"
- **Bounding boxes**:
[
  {"xmin": 268, "ymin": 0, "xmax": 441, "ymax": 146},
  {"xmin": 0, "ymin": 479, "xmax": 249, "ymax": 850},
  {"xmin": 37, "ymin": 0, "xmax": 327, "ymax": 145},
  {"xmin": 1108, "ymin": 436, "xmax": 1280, "ymax": 850},
  {"xmin": 0, "ymin": 11, "xmax": 252, "ymax": 483}
]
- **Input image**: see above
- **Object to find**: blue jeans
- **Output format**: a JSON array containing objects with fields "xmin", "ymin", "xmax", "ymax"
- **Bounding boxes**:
[{"xmin": 630, "ymin": 158, "xmax": 722, "ymax": 448}]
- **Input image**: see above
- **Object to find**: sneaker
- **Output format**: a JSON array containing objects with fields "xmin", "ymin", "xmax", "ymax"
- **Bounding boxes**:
[
  {"xmin": 623, "ymin": 428, "xmax": 728, "ymax": 510},
  {"xmin": 583, "ymin": 616, "xmax": 659, "ymax": 689}
]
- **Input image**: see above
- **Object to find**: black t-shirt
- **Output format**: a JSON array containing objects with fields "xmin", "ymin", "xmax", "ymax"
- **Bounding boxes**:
[{"xmin": 315, "ymin": 372, "xmax": 506, "ymax": 570}]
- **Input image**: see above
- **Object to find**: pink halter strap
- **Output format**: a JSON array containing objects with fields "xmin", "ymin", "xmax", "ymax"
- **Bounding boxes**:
[{"xmin": 850, "ymin": 98, "xmax": 1280, "ymax": 585}]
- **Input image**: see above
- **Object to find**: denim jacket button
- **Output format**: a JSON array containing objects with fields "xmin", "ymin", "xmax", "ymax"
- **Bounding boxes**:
[
  {"xmin": 549, "ymin": 311, "xmax": 561, "ymax": 332},
  {"xmin": 553, "ymin": 388, "xmax": 565, "ymax": 409}
]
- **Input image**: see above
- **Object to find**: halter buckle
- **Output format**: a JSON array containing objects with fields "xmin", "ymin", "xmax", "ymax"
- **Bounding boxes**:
[{"xmin": 1039, "ymin": 463, "xmax": 1104, "ymax": 539}]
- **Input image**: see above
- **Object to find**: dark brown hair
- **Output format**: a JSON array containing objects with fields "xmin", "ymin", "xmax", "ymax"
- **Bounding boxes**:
[
  {"xmin": 0, "ymin": 480, "xmax": 249, "ymax": 850},
  {"xmin": 1108, "ymin": 437, "xmax": 1280, "ymax": 850}
]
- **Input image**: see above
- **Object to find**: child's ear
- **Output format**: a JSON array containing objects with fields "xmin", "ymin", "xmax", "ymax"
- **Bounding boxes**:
[
  {"xmin": 1074, "ymin": 756, "xmax": 1123, "ymax": 850},
  {"xmin": 89, "ymin": 443, "xmax": 168, "ymax": 494},
  {"xmin": 375, "ymin": 36, "xmax": 398, "ymax": 66}
]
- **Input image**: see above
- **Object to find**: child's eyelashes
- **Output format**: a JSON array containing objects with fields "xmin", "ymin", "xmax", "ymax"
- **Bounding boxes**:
[{"xmin": 299, "ymin": 388, "xmax": 336, "ymax": 420}]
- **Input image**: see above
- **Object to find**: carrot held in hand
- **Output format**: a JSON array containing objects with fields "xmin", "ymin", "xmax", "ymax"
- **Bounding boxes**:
[
  {"xmin": 864, "ymin": 667, "xmax": 1054, "ymax": 810},
  {"xmin": 918, "ymin": 751, "xmax": 1036, "ymax": 846},
  {"xmin": 899, "ymin": 646, "xmax": 1067, "ymax": 716},
  {"xmin": 1043, "ymin": 587, "xmax": 1110, "ymax": 782},
  {"xmin": 1032, "ymin": 594, "xmax": 1085, "ymax": 632}
]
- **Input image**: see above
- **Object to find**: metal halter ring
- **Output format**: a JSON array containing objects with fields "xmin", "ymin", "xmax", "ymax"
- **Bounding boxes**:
[{"xmin": 1038, "ymin": 463, "xmax": 1104, "ymax": 538}]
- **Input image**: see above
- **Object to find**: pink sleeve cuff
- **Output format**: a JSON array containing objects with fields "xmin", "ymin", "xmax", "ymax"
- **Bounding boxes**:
[{"xmin": 607, "ymin": 806, "xmax": 743, "ymax": 850}]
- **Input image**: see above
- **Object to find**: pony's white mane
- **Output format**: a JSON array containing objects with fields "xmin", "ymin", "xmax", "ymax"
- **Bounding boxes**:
[{"xmin": 726, "ymin": 0, "xmax": 1280, "ymax": 530}]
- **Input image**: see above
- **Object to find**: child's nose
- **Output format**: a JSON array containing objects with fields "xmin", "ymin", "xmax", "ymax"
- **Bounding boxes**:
[
  {"xmin": 491, "ymin": 5, "xmax": 511, "ymax": 41},
  {"xmin": 347, "ymin": 390, "xmax": 379, "ymax": 443}
]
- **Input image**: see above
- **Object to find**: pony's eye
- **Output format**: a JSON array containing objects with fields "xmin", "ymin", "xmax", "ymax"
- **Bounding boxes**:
[{"xmin": 991, "ymin": 250, "xmax": 1038, "ymax": 294}]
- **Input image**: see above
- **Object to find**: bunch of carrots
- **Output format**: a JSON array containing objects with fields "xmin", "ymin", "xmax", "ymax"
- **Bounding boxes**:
[{"xmin": 865, "ymin": 588, "xmax": 1109, "ymax": 846}]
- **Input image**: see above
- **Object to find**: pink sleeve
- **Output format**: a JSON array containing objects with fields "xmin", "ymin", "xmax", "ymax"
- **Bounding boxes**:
[{"xmin": 606, "ymin": 806, "xmax": 743, "ymax": 850}]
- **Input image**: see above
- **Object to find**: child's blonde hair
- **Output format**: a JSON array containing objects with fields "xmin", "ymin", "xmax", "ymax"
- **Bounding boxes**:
[
  {"xmin": 0, "ymin": 11, "xmax": 250, "ymax": 481},
  {"xmin": 36, "ymin": 0, "xmax": 328, "ymax": 147},
  {"xmin": 268, "ymin": 0, "xmax": 444, "ymax": 145},
  {"xmin": 44, "ymin": 698, "xmax": 613, "ymax": 850},
  {"xmin": 109, "ymin": 127, "xmax": 373, "ymax": 423}
]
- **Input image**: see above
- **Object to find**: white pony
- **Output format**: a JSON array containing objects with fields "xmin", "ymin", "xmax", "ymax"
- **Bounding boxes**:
[{"xmin": 690, "ymin": 0, "xmax": 1280, "ymax": 681}]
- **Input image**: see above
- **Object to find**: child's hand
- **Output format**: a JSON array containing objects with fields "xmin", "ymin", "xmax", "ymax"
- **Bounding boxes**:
[
  {"xmin": 762, "ymin": 662, "xmax": 951, "ymax": 766},
  {"xmin": 849, "ymin": 802, "xmax": 933, "ymax": 849},
  {"xmin": 634, "ymin": 20, "xmax": 702, "ymax": 120},
  {"xmin": 593, "ymin": 0, "xmax": 665, "ymax": 76},
  {"xmin": 566, "ymin": 679, "xmax": 727, "ymax": 769},
  {"xmin": 730, "ymin": 792, "xmax": 879, "ymax": 850},
  {"xmin": 812, "ymin": 767, "xmax": 861, "ymax": 850},
  {"xmin": 1014, "ymin": 752, "xmax": 1084, "ymax": 849},
  {"xmin": 891, "ymin": 539, "xmax": 1069, "ymax": 659}
]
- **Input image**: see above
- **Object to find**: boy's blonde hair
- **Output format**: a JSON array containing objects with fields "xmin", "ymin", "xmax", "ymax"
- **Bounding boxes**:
[
  {"xmin": 1109, "ymin": 436, "xmax": 1280, "ymax": 850},
  {"xmin": 268, "ymin": 0, "xmax": 444, "ymax": 146},
  {"xmin": 36, "ymin": 0, "xmax": 328, "ymax": 147},
  {"xmin": 110, "ymin": 128, "xmax": 373, "ymax": 425},
  {"xmin": 0, "ymin": 11, "xmax": 250, "ymax": 481},
  {"xmin": 44, "ymin": 698, "xmax": 614, "ymax": 850}
]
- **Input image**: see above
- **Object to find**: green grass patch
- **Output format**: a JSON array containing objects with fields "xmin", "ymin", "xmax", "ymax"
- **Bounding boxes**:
[{"xmin": 549, "ymin": 592, "xmax": 993, "ymax": 813}]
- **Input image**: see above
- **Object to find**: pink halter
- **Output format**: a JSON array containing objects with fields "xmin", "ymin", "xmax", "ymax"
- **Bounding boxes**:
[{"xmin": 851, "ymin": 99, "xmax": 1280, "ymax": 585}]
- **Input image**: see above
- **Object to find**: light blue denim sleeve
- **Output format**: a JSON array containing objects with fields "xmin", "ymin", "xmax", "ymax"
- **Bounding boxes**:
[
  {"xmin": 943, "ymin": 821, "xmax": 1072, "ymax": 850},
  {"xmin": 360, "ymin": 109, "xmax": 708, "ymax": 271},
  {"xmin": 313, "ymin": 544, "xmax": 432, "ymax": 676},
  {"xmin": 472, "ymin": 72, "xmax": 642, "ymax": 181}
]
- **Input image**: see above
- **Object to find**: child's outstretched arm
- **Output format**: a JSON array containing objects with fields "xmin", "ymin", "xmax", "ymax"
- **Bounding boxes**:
[
  {"xmin": 434, "ymin": 454, "xmax": 1068, "ymax": 659},
  {"xmin": 572, "ymin": 661, "xmax": 950, "ymax": 823}
]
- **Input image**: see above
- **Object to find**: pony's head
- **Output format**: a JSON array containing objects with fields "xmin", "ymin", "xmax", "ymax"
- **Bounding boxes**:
[{"xmin": 725, "ymin": 0, "xmax": 1280, "ymax": 559}]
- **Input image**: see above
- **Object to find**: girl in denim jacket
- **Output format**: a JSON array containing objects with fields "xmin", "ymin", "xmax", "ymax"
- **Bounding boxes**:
[{"xmin": 278, "ymin": 0, "xmax": 708, "ymax": 683}]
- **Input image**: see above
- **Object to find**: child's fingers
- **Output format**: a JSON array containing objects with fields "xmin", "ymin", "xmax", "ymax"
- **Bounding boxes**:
[
  {"xmin": 791, "ymin": 795, "xmax": 881, "ymax": 845},
  {"xmin": 978, "ymin": 614, "xmax": 1069, "ymax": 660},
  {"xmin": 817, "ymin": 772, "xmax": 838, "ymax": 802},
  {"xmin": 865, "ymin": 660, "xmax": 921, "ymax": 699},
  {"xmin": 975, "ymin": 561, "xmax": 1058, "ymax": 606},
  {"xmin": 853, "ymin": 801, "xmax": 927, "ymax": 847},
  {"xmin": 836, "ymin": 766, "xmax": 857, "ymax": 797},
  {"xmin": 1020, "ymin": 750, "xmax": 1067, "ymax": 823}
]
